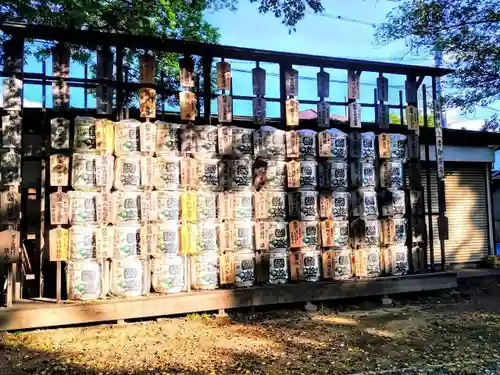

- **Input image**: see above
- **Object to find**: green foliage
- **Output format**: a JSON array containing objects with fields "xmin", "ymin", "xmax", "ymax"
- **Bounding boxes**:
[
  {"xmin": 1, "ymin": 0, "xmax": 221, "ymax": 106},
  {"xmin": 389, "ymin": 111, "xmax": 435, "ymax": 127},
  {"xmin": 376, "ymin": 0, "xmax": 500, "ymax": 112}
]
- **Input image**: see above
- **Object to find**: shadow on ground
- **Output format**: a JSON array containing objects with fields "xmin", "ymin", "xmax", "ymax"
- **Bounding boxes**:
[{"xmin": 1, "ymin": 286, "xmax": 500, "ymax": 375}]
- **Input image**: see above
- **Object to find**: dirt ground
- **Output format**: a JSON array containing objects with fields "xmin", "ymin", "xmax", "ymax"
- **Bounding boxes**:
[{"xmin": 1, "ymin": 284, "xmax": 500, "ymax": 375}]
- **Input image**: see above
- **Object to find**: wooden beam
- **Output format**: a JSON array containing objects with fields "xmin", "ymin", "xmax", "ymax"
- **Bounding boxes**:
[
  {"xmin": 0, "ymin": 272, "xmax": 457, "ymax": 331},
  {"xmin": 0, "ymin": 22, "xmax": 453, "ymax": 77}
]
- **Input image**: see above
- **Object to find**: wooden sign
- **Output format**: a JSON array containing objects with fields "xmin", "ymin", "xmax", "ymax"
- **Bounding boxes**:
[
  {"xmin": 253, "ymin": 191, "xmax": 268, "ymax": 220},
  {"xmin": 218, "ymin": 221, "xmax": 233, "ymax": 252},
  {"xmin": 1, "ymin": 190, "xmax": 20, "ymax": 224},
  {"xmin": 219, "ymin": 252, "xmax": 236, "ymax": 285},
  {"xmin": 97, "ymin": 191, "xmax": 114, "ymax": 224},
  {"xmin": 317, "ymin": 70, "xmax": 330, "ymax": 98},
  {"xmin": 139, "ymin": 88, "xmax": 156, "ymax": 118},
  {"xmin": 252, "ymin": 66, "xmax": 266, "ymax": 96},
  {"xmin": 289, "ymin": 220, "xmax": 303, "ymax": 249},
  {"xmin": 289, "ymin": 251, "xmax": 301, "ymax": 281},
  {"xmin": 50, "ymin": 118, "xmax": 70, "ymax": 150},
  {"xmin": 180, "ymin": 223, "xmax": 196, "ymax": 255},
  {"xmin": 405, "ymin": 80, "xmax": 417, "ymax": 103},
  {"xmin": 407, "ymin": 134, "xmax": 420, "ymax": 160},
  {"xmin": 96, "ymin": 225, "xmax": 114, "ymax": 259},
  {"xmin": 320, "ymin": 219, "xmax": 334, "ymax": 247},
  {"xmin": 2, "ymin": 113, "xmax": 21, "ymax": 149},
  {"xmin": 254, "ymin": 221, "xmax": 269, "ymax": 250},
  {"xmin": 52, "ymin": 80, "xmax": 70, "ymax": 110},
  {"xmin": 181, "ymin": 191, "xmax": 197, "ymax": 222},
  {"xmin": 433, "ymin": 100, "xmax": 445, "ymax": 179},
  {"xmin": 140, "ymin": 121, "xmax": 157, "ymax": 153},
  {"xmin": 1, "ymin": 150, "xmax": 21, "ymax": 186},
  {"xmin": 216, "ymin": 61, "xmax": 231, "ymax": 90},
  {"xmin": 180, "ymin": 91, "xmax": 196, "ymax": 121},
  {"xmin": 322, "ymin": 250, "xmax": 334, "ymax": 279},
  {"xmin": 380, "ymin": 219, "xmax": 395, "ymax": 246},
  {"xmin": 49, "ymin": 191, "xmax": 69, "ymax": 225},
  {"xmin": 140, "ymin": 54, "xmax": 156, "ymax": 83},
  {"xmin": 319, "ymin": 193, "xmax": 332, "ymax": 219},
  {"xmin": 317, "ymin": 101, "xmax": 330, "ymax": 128},
  {"xmin": 286, "ymin": 130, "xmax": 300, "ymax": 158},
  {"xmin": 286, "ymin": 99, "xmax": 299, "ymax": 127},
  {"xmin": 348, "ymin": 102, "xmax": 361, "ymax": 128},
  {"xmin": 96, "ymin": 49, "xmax": 114, "ymax": 115},
  {"xmin": 179, "ymin": 56, "xmax": 195, "ymax": 88},
  {"xmin": 50, "ymin": 154, "xmax": 70, "ymax": 187},
  {"xmin": 3, "ymin": 77, "xmax": 22, "ymax": 112},
  {"xmin": 140, "ymin": 224, "xmax": 158, "ymax": 257},
  {"xmin": 285, "ymin": 69, "xmax": 298, "ymax": 97},
  {"xmin": 49, "ymin": 227, "xmax": 68, "ymax": 262},
  {"xmin": 378, "ymin": 134, "xmax": 390, "ymax": 159},
  {"xmin": 0, "ymin": 229, "xmax": 20, "ymax": 264},
  {"xmin": 253, "ymin": 97, "xmax": 266, "ymax": 125},
  {"xmin": 406, "ymin": 105, "xmax": 419, "ymax": 131},
  {"xmin": 95, "ymin": 119, "xmax": 115, "ymax": 154},
  {"xmin": 318, "ymin": 130, "xmax": 332, "ymax": 158},
  {"xmin": 52, "ymin": 45, "xmax": 69, "ymax": 78},
  {"xmin": 377, "ymin": 76, "xmax": 389, "ymax": 102},
  {"xmin": 347, "ymin": 70, "xmax": 360, "ymax": 100},
  {"xmin": 180, "ymin": 157, "xmax": 196, "ymax": 188},
  {"xmin": 218, "ymin": 126, "xmax": 232, "ymax": 155},
  {"xmin": 217, "ymin": 95, "xmax": 233, "ymax": 123},
  {"xmin": 377, "ymin": 104, "xmax": 389, "ymax": 129},
  {"xmin": 286, "ymin": 160, "xmax": 300, "ymax": 188},
  {"xmin": 217, "ymin": 191, "xmax": 234, "ymax": 221}
]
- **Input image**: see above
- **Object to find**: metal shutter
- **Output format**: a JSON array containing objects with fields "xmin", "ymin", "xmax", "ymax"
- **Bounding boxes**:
[{"xmin": 422, "ymin": 165, "xmax": 489, "ymax": 266}]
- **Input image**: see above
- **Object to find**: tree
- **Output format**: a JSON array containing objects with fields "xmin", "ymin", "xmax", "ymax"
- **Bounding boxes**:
[{"xmin": 376, "ymin": 0, "xmax": 500, "ymax": 112}]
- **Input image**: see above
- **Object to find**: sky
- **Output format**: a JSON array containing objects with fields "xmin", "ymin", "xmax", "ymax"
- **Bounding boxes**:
[{"xmin": 6, "ymin": 0, "xmax": 499, "ymax": 128}]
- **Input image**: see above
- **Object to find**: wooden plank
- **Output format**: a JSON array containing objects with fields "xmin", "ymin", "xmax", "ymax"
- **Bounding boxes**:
[{"xmin": 0, "ymin": 272, "xmax": 457, "ymax": 331}]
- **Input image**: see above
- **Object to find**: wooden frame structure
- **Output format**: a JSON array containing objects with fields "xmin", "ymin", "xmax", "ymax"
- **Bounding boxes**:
[{"xmin": 0, "ymin": 22, "xmax": 498, "ymax": 330}]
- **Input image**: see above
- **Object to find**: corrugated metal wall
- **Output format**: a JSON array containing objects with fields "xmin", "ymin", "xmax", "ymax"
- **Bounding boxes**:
[{"xmin": 422, "ymin": 164, "xmax": 489, "ymax": 266}]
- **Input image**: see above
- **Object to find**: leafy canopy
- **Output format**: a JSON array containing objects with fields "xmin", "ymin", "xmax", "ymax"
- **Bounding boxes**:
[{"xmin": 376, "ymin": 0, "xmax": 500, "ymax": 112}]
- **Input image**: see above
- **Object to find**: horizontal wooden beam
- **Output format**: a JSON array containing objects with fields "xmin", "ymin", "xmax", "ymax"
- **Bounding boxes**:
[
  {"xmin": 1, "ymin": 22, "xmax": 453, "ymax": 77},
  {"xmin": 0, "ymin": 272, "xmax": 457, "ymax": 331}
]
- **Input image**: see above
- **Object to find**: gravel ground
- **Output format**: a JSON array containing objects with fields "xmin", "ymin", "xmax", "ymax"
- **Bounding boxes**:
[{"xmin": 1, "ymin": 285, "xmax": 500, "ymax": 375}]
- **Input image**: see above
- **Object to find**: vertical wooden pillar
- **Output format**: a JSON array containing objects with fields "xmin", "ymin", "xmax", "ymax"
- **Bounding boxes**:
[{"xmin": 431, "ymin": 76, "xmax": 448, "ymax": 271}]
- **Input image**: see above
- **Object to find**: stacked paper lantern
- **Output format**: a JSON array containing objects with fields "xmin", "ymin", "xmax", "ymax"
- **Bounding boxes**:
[
  {"xmin": 349, "ymin": 131, "xmax": 381, "ymax": 278},
  {"xmin": 378, "ymin": 133, "xmax": 410, "ymax": 276},
  {"xmin": 318, "ymin": 128, "xmax": 352, "ymax": 280}
]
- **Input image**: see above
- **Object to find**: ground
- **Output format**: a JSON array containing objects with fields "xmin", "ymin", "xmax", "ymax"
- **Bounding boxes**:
[{"xmin": 1, "ymin": 284, "xmax": 500, "ymax": 375}]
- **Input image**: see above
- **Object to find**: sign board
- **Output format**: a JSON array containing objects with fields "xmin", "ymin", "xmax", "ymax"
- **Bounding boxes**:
[
  {"xmin": 286, "ymin": 99, "xmax": 299, "ymax": 127},
  {"xmin": 50, "ymin": 117, "xmax": 70, "ymax": 150},
  {"xmin": 180, "ymin": 91, "xmax": 196, "ymax": 121},
  {"xmin": 347, "ymin": 71, "xmax": 360, "ymax": 100},
  {"xmin": 139, "ymin": 88, "xmax": 156, "ymax": 118},
  {"xmin": 217, "ymin": 95, "xmax": 233, "ymax": 123},
  {"xmin": 49, "ymin": 191, "xmax": 69, "ymax": 225},
  {"xmin": 252, "ymin": 67, "xmax": 266, "ymax": 96},
  {"xmin": 317, "ymin": 101, "xmax": 330, "ymax": 128},
  {"xmin": 140, "ymin": 54, "xmax": 156, "ymax": 84},
  {"xmin": 216, "ymin": 61, "xmax": 231, "ymax": 91},
  {"xmin": 377, "ymin": 76, "xmax": 389, "ymax": 102},
  {"xmin": 433, "ymin": 100, "xmax": 445, "ymax": 179},
  {"xmin": 2, "ymin": 113, "xmax": 22, "ymax": 149},
  {"xmin": 50, "ymin": 154, "xmax": 70, "ymax": 187},
  {"xmin": 285, "ymin": 69, "xmax": 298, "ymax": 97},
  {"xmin": 348, "ymin": 103, "xmax": 361, "ymax": 128},
  {"xmin": 219, "ymin": 252, "xmax": 236, "ymax": 285},
  {"xmin": 0, "ymin": 190, "xmax": 20, "ymax": 224},
  {"xmin": 253, "ymin": 97, "xmax": 266, "ymax": 125},
  {"xmin": 49, "ymin": 227, "xmax": 69, "ymax": 262},
  {"xmin": 0, "ymin": 229, "xmax": 20, "ymax": 264},
  {"xmin": 317, "ymin": 70, "xmax": 330, "ymax": 98},
  {"xmin": 179, "ymin": 56, "xmax": 195, "ymax": 88}
]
